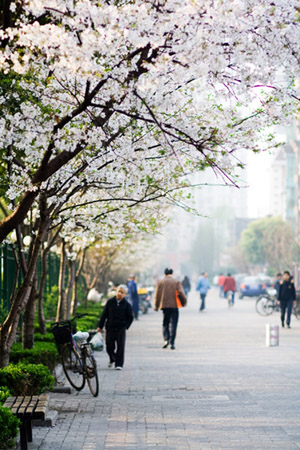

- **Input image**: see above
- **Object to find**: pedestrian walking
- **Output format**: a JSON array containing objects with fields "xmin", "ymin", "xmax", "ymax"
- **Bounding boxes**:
[
  {"xmin": 218, "ymin": 273, "xmax": 226, "ymax": 298},
  {"xmin": 196, "ymin": 272, "xmax": 210, "ymax": 311},
  {"xmin": 223, "ymin": 273, "xmax": 236, "ymax": 306},
  {"xmin": 97, "ymin": 285, "xmax": 133, "ymax": 370},
  {"xmin": 154, "ymin": 268, "xmax": 187, "ymax": 350},
  {"xmin": 278, "ymin": 271, "xmax": 296, "ymax": 328},
  {"xmin": 182, "ymin": 275, "xmax": 191, "ymax": 297},
  {"xmin": 128, "ymin": 275, "xmax": 140, "ymax": 320}
]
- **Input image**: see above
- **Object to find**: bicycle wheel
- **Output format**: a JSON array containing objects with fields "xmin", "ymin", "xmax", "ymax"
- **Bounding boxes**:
[
  {"xmin": 61, "ymin": 343, "xmax": 85, "ymax": 391},
  {"xmin": 84, "ymin": 348, "xmax": 99, "ymax": 397},
  {"xmin": 293, "ymin": 304, "xmax": 300, "ymax": 320},
  {"xmin": 256, "ymin": 296, "xmax": 274, "ymax": 316},
  {"xmin": 227, "ymin": 295, "xmax": 232, "ymax": 308}
]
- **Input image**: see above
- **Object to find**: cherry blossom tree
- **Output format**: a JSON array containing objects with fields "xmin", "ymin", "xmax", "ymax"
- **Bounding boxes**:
[{"xmin": 0, "ymin": 0, "xmax": 300, "ymax": 365}]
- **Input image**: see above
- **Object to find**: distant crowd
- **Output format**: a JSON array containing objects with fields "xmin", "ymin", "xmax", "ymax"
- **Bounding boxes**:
[{"xmin": 97, "ymin": 269, "xmax": 297, "ymax": 370}]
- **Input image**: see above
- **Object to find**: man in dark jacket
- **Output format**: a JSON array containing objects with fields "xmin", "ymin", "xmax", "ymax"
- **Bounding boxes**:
[
  {"xmin": 97, "ymin": 285, "xmax": 133, "ymax": 370},
  {"xmin": 278, "ymin": 271, "xmax": 296, "ymax": 328},
  {"xmin": 128, "ymin": 275, "xmax": 139, "ymax": 320}
]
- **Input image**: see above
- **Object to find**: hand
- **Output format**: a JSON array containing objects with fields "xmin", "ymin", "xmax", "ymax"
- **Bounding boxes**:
[
  {"xmin": 154, "ymin": 307, "xmax": 158, "ymax": 312},
  {"xmin": 96, "ymin": 327, "xmax": 101, "ymax": 332}
]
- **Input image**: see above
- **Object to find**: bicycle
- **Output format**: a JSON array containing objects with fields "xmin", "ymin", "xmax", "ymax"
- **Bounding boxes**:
[
  {"xmin": 255, "ymin": 288, "xmax": 278, "ymax": 316},
  {"xmin": 256, "ymin": 289, "xmax": 300, "ymax": 319},
  {"xmin": 225, "ymin": 290, "xmax": 234, "ymax": 308},
  {"xmin": 51, "ymin": 314, "xmax": 99, "ymax": 397}
]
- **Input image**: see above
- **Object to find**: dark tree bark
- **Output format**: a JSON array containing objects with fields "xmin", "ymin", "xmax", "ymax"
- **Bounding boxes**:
[
  {"xmin": 65, "ymin": 258, "xmax": 76, "ymax": 320},
  {"xmin": 22, "ymin": 271, "xmax": 37, "ymax": 349},
  {"xmin": 37, "ymin": 247, "xmax": 49, "ymax": 334},
  {"xmin": 37, "ymin": 226, "xmax": 62, "ymax": 332},
  {"xmin": 56, "ymin": 239, "xmax": 67, "ymax": 322},
  {"xmin": 0, "ymin": 217, "xmax": 48, "ymax": 367},
  {"xmin": 70, "ymin": 249, "xmax": 86, "ymax": 317}
]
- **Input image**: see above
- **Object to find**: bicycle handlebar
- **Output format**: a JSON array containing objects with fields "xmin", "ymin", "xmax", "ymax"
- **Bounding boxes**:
[{"xmin": 51, "ymin": 313, "xmax": 88, "ymax": 329}]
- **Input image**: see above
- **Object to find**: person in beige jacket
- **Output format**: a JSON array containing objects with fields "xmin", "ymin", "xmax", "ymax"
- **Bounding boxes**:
[{"xmin": 154, "ymin": 268, "xmax": 187, "ymax": 349}]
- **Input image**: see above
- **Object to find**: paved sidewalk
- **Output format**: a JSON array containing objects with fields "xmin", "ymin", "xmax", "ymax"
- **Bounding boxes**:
[{"xmin": 29, "ymin": 289, "xmax": 300, "ymax": 449}]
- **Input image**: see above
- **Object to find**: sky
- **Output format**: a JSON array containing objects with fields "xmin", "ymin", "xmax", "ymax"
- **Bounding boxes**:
[
  {"xmin": 247, "ymin": 150, "xmax": 273, "ymax": 218},
  {"xmin": 246, "ymin": 126, "xmax": 289, "ymax": 218}
]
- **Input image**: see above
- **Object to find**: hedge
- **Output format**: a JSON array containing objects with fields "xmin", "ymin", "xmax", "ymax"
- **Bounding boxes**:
[
  {"xmin": 0, "ymin": 406, "xmax": 20, "ymax": 450},
  {"xmin": 34, "ymin": 332, "xmax": 55, "ymax": 343},
  {"xmin": 76, "ymin": 303, "xmax": 103, "ymax": 331},
  {"xmin": 10, "ymin": 341, "xmax": 59, "ymax": 373},
  {"xmin": 0, "ymin": 387, "xmax": 11, "ymax": 406},
  {"xmin": 0, "ymin": 363, "xmax": 54, "ymax": 396}
]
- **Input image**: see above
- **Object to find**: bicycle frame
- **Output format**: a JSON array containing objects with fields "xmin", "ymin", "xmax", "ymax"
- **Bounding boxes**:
[
  {"xmin": 51, "ymin": 314, "xmax": 99, "ymax": 396},
  {"xmin": 71, "ymin": 335, "xmax": 98, "ymax": 379}
]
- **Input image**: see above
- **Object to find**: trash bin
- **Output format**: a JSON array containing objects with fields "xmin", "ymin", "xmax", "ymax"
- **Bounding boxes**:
[{"xmin": 266, "ymin": 324, "xmax": 279, "ymax": 347}]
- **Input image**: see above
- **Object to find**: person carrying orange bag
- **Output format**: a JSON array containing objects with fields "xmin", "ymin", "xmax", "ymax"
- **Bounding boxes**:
[{"xmin": 154, "ymin": 268, "xmax": 187, "ymax": 350}]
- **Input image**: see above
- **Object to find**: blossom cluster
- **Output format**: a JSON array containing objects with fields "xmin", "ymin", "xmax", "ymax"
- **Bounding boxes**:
[{"xmin": 1, "ymin": 0, "xmax": 300, "ymax": 245}]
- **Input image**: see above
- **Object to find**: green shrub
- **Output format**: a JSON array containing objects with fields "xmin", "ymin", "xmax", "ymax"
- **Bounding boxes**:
[
  {"xmin": 34, "ymin": 332, "xmax": 55, "ymax": 343},
  {"xmin": 43, "ymin": 285, "xmax": 59, "ymax": 320},
  {"xmin": 0, "ymin": 387, "xmax": 11, "ymax": 406},
  {"xmin": 76, "ymin": 303, "xmax": 103, "ymax": 331},
  {"xmin": 0, "ymin": 363, "xmax": 54, "ymax": 396},
  {"xmin": 10, "ymin": 341, "xmax": 59, "ymax": 373},
  {"xmin": 0, "ymin": 406, "xmax": 20, "ymax": 450}
]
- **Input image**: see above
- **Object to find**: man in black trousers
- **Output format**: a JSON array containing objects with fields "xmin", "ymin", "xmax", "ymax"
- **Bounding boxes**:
[
  {"xmin": 97, "ymin": 285, "xmax": 133, "ymax": 370},
  {"xmin": 278, "ymin": 271, "xmax": 296, "ymax": 328},
  {"xmin": 154, "ymin": 268, "xmax": 187, "ymax": 350}
]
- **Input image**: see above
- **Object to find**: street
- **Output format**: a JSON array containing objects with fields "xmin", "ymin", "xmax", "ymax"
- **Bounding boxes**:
[{"xmin": 31, "ymin": 288, "xmax": 300, "ymax": 449}]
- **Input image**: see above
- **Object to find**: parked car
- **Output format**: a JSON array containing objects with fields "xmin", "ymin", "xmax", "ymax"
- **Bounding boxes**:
[
  {"xmin": 239, "ymin": 276, "xmax": 267, "ymax": 299},
  {"xmin": 257, "ymin": 274, "xmax": 272, "ymax": 288},
  {"xmin": 234, "ymin": 273, "xmax": 248, "ymax": 289}
]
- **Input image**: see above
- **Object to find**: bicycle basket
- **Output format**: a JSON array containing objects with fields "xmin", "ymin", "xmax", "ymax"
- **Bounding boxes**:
[{"xmin": 51, "ymin": 324, "xmax": 72, "ymax": 346}]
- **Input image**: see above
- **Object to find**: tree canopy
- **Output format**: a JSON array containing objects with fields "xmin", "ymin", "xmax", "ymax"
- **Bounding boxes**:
[
  {"xmin": 1, "ymin": 0, "xmax": 300, "ymax": 366},
  {"xmin": 0, "ymin": 0, "xmax": 299, "ymax": 242},
  {"xmin": 240, "ymin": 216, "xmax": 295, "ymax": 270}
]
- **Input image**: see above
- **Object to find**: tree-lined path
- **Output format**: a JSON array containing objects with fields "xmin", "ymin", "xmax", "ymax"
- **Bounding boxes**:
[{"xmin": 31, "ymin": 289, "xmax": 300, "ymax": 449}]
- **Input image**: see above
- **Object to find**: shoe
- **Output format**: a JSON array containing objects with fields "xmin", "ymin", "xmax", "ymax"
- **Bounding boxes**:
[
  {"xmin": 162, "ymin": 341, "xmax": 169, "ymax": 349},
  {"xmin": 170, "ymin": 345, "xmax": 175, "ymax": 350},
  {"xmin": 115, "ymin": 366, "xmax": 123, "ymax": 370},
  {"xmin": 108, "ymin": 362, "xmax": 113, "ymax": 368},
  {"xmin": 281, "ymin": 322, "xmax": 284, "ymax": 328},
  {"xmin": 287, "ymin": 324, "xmax": 291, "ymax": 328}
]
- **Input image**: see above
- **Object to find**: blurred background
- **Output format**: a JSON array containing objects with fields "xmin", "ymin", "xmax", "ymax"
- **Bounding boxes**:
[{"xmin": 134, "ymin": 121, "xmax": 300, "ymax": 294}]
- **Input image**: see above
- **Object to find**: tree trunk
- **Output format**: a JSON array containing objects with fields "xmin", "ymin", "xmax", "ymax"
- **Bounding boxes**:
[
  {"xmin": 65, "ymin": 259, "xmax": 76, "ymax": 320},
  {"xmin": 71, "ymin": 276, "xmax": 79, "ymax": 317},
  {"xmin": 22, "ymin": 271, "xmax": 37, "ymax": 349},
  {"xmin": 56, "ymin": 239, "xmax": 67, "ymax": 322},
  {"xmin": 70, "ymin": 249, "xmax": 86, "ymax": 317},
  {"xmin": 37, "ymin": 248, "xmax": 49, "ymax": 334},
  {"xmin": 0, "ymin": 218, "xmax": 47, "ymax": 367}
]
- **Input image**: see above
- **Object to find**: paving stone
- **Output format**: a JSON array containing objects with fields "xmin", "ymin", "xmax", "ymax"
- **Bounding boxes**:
[{"xmin": 23, "ymin": 289, "xmax": 300, "ymax": 449}]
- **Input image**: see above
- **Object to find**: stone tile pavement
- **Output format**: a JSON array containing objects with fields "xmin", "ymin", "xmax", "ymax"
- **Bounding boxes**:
[{"xmin": 27, "ymin": 289, "xmax": 300, "ymax": 449}]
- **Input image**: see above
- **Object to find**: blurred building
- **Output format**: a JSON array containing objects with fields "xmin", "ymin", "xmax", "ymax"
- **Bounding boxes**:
[
  {"xmin": 269, "ymin": 147, "xmax": 286, "ymax": 218},
  {"xmin": 269, "ymin": 125, "xmax": 300, "ymax": 285},
  {"xmin": 269, "ymin": 140, "xmax": 300, "ymax": 231}
]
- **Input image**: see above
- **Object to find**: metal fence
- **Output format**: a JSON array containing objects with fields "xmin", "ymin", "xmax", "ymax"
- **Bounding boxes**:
[{"xmin": 0, "ymin": 244, "xmax": 60, "ymax": 312}]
